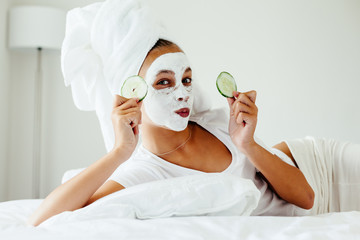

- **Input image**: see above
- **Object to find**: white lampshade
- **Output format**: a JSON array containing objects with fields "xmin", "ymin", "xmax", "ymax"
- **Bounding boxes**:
[{"xmin": 8, "ymin": 6, "xmax": 66, "ymax": 50}]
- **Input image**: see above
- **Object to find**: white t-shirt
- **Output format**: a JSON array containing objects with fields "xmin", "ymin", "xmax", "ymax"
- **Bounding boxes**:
[{"xmin": 109, "ymin": 108, "xmax": 303, "ymax": 216}]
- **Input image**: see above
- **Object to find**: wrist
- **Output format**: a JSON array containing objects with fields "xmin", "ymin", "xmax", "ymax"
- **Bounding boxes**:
[
  {"xmin": 238, "ymin": 140, "xmax": 259, "ymax": 155},
  {"xmin": 109, "ymin": 145, "xmax": 134, "ymax": 161}
]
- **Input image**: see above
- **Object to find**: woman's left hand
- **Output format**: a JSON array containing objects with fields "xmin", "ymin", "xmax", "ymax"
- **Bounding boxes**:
[{"xmin": 227, "ymin": 90, "xmax": 258, "ymax": 152}]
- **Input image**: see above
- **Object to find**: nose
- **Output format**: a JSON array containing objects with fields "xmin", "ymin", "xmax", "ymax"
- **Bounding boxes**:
[{"xmin": 177, "ymin": 96, "xmax": 190, "ymax": 102}]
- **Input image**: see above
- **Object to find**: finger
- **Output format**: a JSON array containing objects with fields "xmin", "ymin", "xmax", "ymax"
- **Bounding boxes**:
[
  {"xmin": 112, "ymin": 107, "xmax": 142, "ymax": 130},
  {"xmin": 116, "ymin": 106, "xmax": 141, "ymax": 115},
  {"xmin": 234, "ymin": 101, "xmax": 252, "ymax": 117},
  {"xmin": 234, "ymin": 93, "xmax": 257, "ymax": 109},
  {"xmin": 232, "ymin": 94, "xmax": 250, "ymax": 114},
  {"xmin": 245, "ymin": 90, "xmax": 257, "ymax": 103},
  {"xmin": 113, "ymin": 95, "xmax": 129, "ymax": 108},
  {"xmin": 122, "ymin": 112, "xmax": 142, "ymax": 129},
  {"xmin": 227, "ymin": 91, "xmax": 240, "ymax": 113},
  {"xmin": 233, "ymin": 91, "xmax": 240, "ymax": 99},
  {"xmin": 236, "ymin": 112, "xmax": 253, "ymax": 126},
  {"xmin": 116, "ymin": 98, "xmax": 140, "ymax": 111},
  {"xmin": 227, "ymin": 97, "xmax": 235, "ymax": 114},
  {"xmin": 137, "ymin": 101, "xmax": 143, "ymax": 109},
  {"xmin": 128, "ymin": 110, "xmax": 142, "ymax": 127},
  {"xmin": 113, "ymin": 94, "xmax": 141, "ymax": 108},
  {"xmin": 233, "ymin": 102, "xmax": 241, "ymax": 120},
  {"xmin": 233, "ymin": 103, "xmax": 257, "ymax": 127}
]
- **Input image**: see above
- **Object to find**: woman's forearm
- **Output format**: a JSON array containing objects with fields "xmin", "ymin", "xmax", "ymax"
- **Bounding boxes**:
[
  {"xmin": 242, "ymin": 142, "xmax": 314, "ymax": 209},
  {"xmin": 27, "ymin": 148, "xmax": 128, "ymax": 226}
]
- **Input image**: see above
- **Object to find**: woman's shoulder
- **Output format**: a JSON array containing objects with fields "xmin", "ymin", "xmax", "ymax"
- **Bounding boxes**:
[{"xmin": 108, "ymin": 148, "xmax": 167, "ymax": 187}]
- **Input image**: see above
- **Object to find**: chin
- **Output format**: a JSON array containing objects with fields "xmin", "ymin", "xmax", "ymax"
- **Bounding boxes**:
[{"xmin": 162, "ymin": 121, "xmax": 189, "ymax": 132}]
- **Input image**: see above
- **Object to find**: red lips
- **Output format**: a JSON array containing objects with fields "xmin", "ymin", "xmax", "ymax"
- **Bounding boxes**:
[{"xmin": 175, "ymin": 108, "xmax": 190, "ymax": 118}]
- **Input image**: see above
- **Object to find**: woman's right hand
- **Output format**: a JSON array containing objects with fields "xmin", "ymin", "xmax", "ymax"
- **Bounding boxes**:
[
  {"xmin": 111, "ymin": 95, "xmax": 142, "ymax": 157},
  {"xmin": 27, "ymin": 95, "xmax": 141, "ymax": 227}
]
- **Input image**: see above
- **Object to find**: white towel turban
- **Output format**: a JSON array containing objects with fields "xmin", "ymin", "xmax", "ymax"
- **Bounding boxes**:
[{"xmin": 61, "ymin": 0, "xmax": 211, "ymax": 152}]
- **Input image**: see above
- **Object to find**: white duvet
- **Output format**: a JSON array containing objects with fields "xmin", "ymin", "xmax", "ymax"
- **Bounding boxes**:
[
  {"xmin": 1, "ymin": 173, "xmax": 359, "ymax": 240},
  {"xmin": 1, "ymin": 199, "xmax": 359, "ymax": 240}
]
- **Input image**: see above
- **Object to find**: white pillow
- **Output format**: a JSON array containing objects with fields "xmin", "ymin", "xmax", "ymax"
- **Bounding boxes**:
[
  {"xmin": 86, "ymin": 173, "xmax": 259, "ymax": 218},
  {"xmin": 44, "ymin": 173, "xmax": 260, "ymax": 226}
]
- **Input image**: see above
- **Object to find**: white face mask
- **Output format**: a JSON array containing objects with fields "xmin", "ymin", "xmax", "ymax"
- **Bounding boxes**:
[{"xmin": 143, "ymin": 52, "xmax": 194, "ymax": 131}]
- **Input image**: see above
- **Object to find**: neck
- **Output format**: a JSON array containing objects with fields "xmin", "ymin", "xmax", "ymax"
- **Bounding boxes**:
[{"xmin": 140, "ymin": 122, "xmax": 193, "ymax": 156}]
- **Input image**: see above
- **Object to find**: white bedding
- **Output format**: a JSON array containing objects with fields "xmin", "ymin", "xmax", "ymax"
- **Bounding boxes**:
[
  {"xmin": 0, "ymin": 199, "xmax": 359, "ymax": 240},
  {"xmin": 1, "ymin": 174, "xmax": 360, "ymax": 240}
]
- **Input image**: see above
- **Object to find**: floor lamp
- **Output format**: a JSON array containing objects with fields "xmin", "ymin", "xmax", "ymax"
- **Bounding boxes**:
[{"xmin": 8, "ymin": 6, "xmax": 66, "ymax": 198}]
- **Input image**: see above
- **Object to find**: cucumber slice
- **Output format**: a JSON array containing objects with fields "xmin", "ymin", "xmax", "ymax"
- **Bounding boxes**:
[
  {"xmin": 121, "ymin": 75, "xmax": 148, "ymax": 101},
  {"xmin": 216, "ymin": 71, "xmax": 237, "ymax": 98}
]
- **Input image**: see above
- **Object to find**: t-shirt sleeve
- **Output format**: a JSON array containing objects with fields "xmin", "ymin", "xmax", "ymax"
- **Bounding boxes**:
[
  {"xmin": 271, "ymin": 148, "xmax": 296, "ymax": 167},
  {"xmin": 254, "ymin": 136, "xmax": 296, "ymax": 168},
  {"xmin": 108, "ymin": 160, "xmax": 163, "ymax": 188}
]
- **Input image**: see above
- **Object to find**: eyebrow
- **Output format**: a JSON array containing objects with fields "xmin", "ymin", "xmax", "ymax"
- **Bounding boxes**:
[
  {"xmin": 156, "ymin": 70, "xmax": 174, "ymax": 76},
  {"xmin": 155, "ymin": 67, "xmax": 192, "ymax": 76},
  {"xmin": 185, "ymin": 67, "xmax": 192, "ymax": 73}
]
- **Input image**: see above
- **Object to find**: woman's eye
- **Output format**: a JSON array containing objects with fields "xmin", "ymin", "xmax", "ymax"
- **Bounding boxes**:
[
  {"xmin": 156, "ymin": 79, "xmax": 170, "ymax": 85},
  {"xmin": 182, "ymin": 78, "xmax": 192, "ymax": 84}
]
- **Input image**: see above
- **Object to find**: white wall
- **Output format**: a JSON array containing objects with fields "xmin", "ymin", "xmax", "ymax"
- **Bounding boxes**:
[
  {"xmin": 0, "ymin": 0, "xmax": 10, "ymax": 202},
  {"xmin": 8, "ymin": 0, "xmax": 105, "ymax": 200},
  {"xmin": 152, "ymin": 0, "xmax": 360, "ymax": 145},
  {"xmin": 4, "ymin": 0, "xmax": 360, "ymax": 200},
  {"xmin": 7, "ymin": 50, "xmax": 107, "ymax": 200}
]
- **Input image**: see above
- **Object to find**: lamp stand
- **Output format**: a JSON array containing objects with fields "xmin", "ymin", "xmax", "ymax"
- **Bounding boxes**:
[{"xmin": 32, "ymin": 47, "xmax": 42, "ymax": 199}]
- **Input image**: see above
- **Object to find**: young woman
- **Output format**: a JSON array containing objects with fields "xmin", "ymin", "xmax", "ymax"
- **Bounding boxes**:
[
  {"xmin": 28, "ymin": 39, "xmax": 315, "ymax": 226},
  {"xmin": 28, "ymin": 0, "xmax": 359, "ymax": 227}
]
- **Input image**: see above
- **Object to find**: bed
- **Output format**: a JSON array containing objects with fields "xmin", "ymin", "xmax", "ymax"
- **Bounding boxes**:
[{"xmin": 1, "ymin": 173, "xmax": 359, "ymax": 240}]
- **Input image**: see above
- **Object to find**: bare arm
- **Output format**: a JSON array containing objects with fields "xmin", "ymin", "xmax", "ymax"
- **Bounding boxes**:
[
  {"xmin": 227, "ymin": 91, "xmax": 314, "ymax": 209},
  {"xmin": 242, "ymin": 142, "xmax": 314, "ymax": 209},
  {"xmin": 273, "ymin": 141, "xmax": 298, "ymax": 167},
  {"xmin": 28, "ymin": 96, "xmax": 142, "ymax": 226},
  {"xmin": 27, "ymin": 150, "xmax": 127, "ymax": 226}
]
